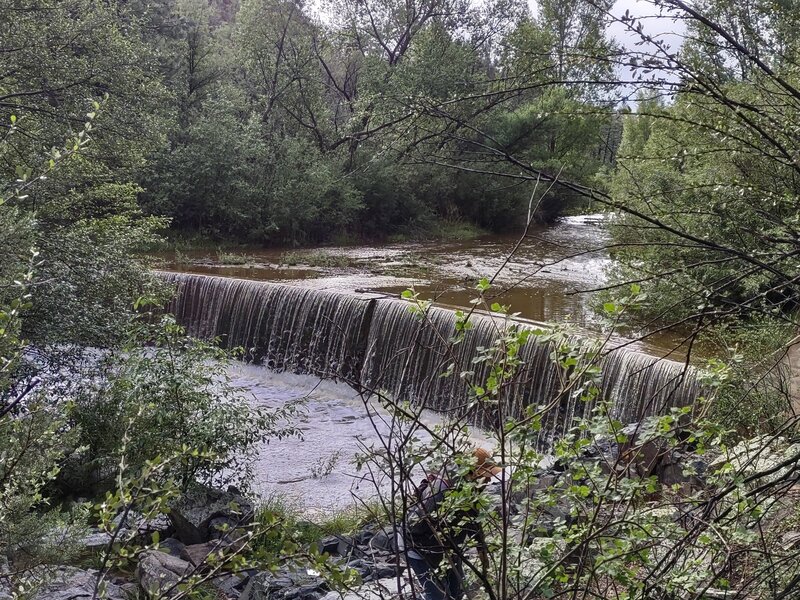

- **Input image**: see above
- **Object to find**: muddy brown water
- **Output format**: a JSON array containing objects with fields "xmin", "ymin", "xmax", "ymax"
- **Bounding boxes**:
[{"xmin": 156, "ymin": 215, "xmax": 695, "ymax": 360}]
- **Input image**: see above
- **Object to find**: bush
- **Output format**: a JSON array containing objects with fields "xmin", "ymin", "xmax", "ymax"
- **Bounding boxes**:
[{"xmin": 67, "ymin": 303, "xmax": 299, "ymax": 494}]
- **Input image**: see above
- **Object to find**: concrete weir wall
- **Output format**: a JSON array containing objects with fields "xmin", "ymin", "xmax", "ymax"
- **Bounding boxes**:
[{"xmin": 159, "ymin": 271, "xmax": 702, "ymax": 448}]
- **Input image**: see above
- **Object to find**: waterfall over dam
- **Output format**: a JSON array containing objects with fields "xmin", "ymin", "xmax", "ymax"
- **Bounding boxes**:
[{"xmin": 161, "ymin": 272, "xmax": 702, "ymax": 445}]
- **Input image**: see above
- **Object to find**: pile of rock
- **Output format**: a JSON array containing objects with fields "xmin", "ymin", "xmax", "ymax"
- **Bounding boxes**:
[
  {"xmin": 240, "ymin": 526, "xmax": 405, "ymax": 600},
  {"xmin": 134, "ymin": 485, "xmax": 255, "ymax": 598}
]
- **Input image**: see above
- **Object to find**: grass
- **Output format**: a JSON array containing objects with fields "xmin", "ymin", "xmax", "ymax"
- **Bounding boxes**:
[
  {"xmin": 435, "ymin": 221, "xmax": 486, "ymax": 241},
  {"xmin": 279, "ymin": 250, "xmax": 351, "ymax": 269},
  {"xmin": 216, "ymin": 251, "xmax": 256, "ymax": 265},
  {"xmin": 251, "ymin": 495, "xmax": 388, "ymax": 557},
  {"xmin": 387, "ymin": 220, "xmax": 487, "ymax": 243}
]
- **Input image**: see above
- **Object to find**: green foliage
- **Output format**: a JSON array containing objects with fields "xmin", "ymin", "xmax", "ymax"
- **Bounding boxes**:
[
  {"xmin": 252, "ymin": 495, "xmax": 383, "ymax": 557},
  {"xmin": 366, "ymin": 283, "xmax": 800, "ymax": 600},
  {"xmin": 135, "ymin": 0, "xmax": 618, "ymax": 242},
  {"xmin": 69, "ymin": 307, "xmax": 298, "ymax": 493},
  {"xmin": 0, "ymin": 0, "xmax": 169, "ymax": 188},
  {"xmin": 609, "ymin": 53, "xmax": 800, "ymax": 327},
  {"xmin": 279, "ymin": 251, "xmax": 351, "ymax": 268}
]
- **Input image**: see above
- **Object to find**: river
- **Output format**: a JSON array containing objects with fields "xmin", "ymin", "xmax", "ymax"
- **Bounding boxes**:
[
  {"xmin": 161, "ymin": 216, "xmax": 697, "ymax": 513},
  {"xmin": 159, "ymin": 215, "xmax": 690, "ymax": 359}
]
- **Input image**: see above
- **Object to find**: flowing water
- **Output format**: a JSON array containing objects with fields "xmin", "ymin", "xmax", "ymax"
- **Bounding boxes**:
[
  {"xmin": 161, "ymin": 270, "xmax": 701, "ymax": 449},
  {"xmin": 158, "ymin": 216, "xmax": 690, "ymax": 357},
  {"xmin": 158, "ymin": 215, "xmax": 704, "ymax": 505}
]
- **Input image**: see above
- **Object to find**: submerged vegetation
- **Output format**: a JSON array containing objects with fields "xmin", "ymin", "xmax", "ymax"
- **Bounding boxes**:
[{"xmin": 2, "ymin": 0, "xmax": 800, "ymax": 598}]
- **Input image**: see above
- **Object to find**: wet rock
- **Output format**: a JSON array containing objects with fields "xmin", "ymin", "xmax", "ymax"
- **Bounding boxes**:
[
  {"xmin": 169, "ymin": 485, "xmax": 254, "ymax": 545},
  {"xmin": 240, "ymin": 570, "xmax": 328, "ymax": 600},
  {"xmin": 136, "ymin": 550, "xmax": 192, "ymax": 598}
]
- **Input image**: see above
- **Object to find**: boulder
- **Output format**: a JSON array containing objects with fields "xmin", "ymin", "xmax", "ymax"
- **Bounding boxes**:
[
  {"xmin": 158, "ymin": 537, "xmax": 186, "ymax": 558},
  {"xmin": 169, "ymin": 485, "xmax": 254, "ymax": 545},
  {"xmin": 136, "ymin": 550, "xmax": 192, "ymax": 598},
  {"xmin": 240, "ymin": 570, "xmax": 328, "ymax": 600},
  {"xmin": 112, "ymin": 510, "xmax": 173, "ymax": 541},
  {"xmin": 212, "ymin": 573, "xmax": 247, "ymax": 598},
  {"xmin": 79, "ymin": 530, "xmax": 114, "ymax": 553},
  {"xmin": 209, "ymin": 515, "xmax": 239, "ymax": 540},
  {"xmin": 618, "ymin": 424, "xmax": 708, "ymax": 490},
  {"xmin": 120, "ymin": 582, "xmax": 139, "ymax": 598},
  {"xmin": 180, "ymin": 542, "xmax": 221, "ymax": 568},
  {"xmin": 367, "ymin": 529, "xmax": 396, "ymax": 554},
  {"xmin": 28, "ymin": 566, "xmax": 125, "ymax": 600},
  {"xmin": 343, "ymin": 557, "xmax": 398, "ymax": 582},
  {"xmin": 351, "ymin": 529, "xmax": 376, "ymax": 546},
  {"xmin": 319, "ymin": 535, "xmax": 353, "ymax": 557}
]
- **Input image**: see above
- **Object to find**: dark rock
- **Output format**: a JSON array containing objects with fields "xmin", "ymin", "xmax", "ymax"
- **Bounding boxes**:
[
  {"xmin": 345, "ymin": 558, "xmax": 370, "ymax": 578},
  {"xmin": 365, "ymin": 563, "xmax": 400, "ymax": 582},
  {"xmin": 319, "ymin": 535, "xmax": 353, "ymax": 556},
  {"xmin": 617, "ymin": 424, "xmax": 708, "ymax": 490},
  {"xmin": 136, "ymin": 550, "xmax": 192, "ymax": 598},
  {"xmin": 530, "ymin": 502, "xmax": 574, "ymax": 539},
  {"xmin": 209, "ymin": 515, "xmax": 239, "ymax": 540},
  {"xmin": 241, "ymin": 570, "xmax": 329, "ymax": 600},
  {"xmin": 213, "ymin": 573, "xmax": 246, "ymax": 598},
  {"xmin": 159, "ymin": 537, "xmax": 186, "ymax": 558},
  {"xmin": 169, "ymin": 485, "xmax": 254, "ymax": 544},
  {"xmin": 352, "ymin": 529, "xmax": 375, "ymax": 546},
  {"xmin": 180, "ymin": 542, "xmax": 220, "ymax": 568},
  {"xmin": 112, "ymin": 510, "xmax": 173, "ymax": 541},
  {"xmin": 368, "ymin": 530, "xmax": 395, "ymax": 554},
  {"xmin": 79, "ymin": 530, "xmax": 113, "ymax": 553},
  {"xmin": 27, "ymin": 566, "xmax": 125, "ymax": 600}
]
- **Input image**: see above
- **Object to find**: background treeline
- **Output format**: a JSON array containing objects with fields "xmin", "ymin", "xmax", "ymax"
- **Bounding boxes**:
[{"xmin": 2, "ymin": 0, "xmax": 621, "ymax": 246}]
